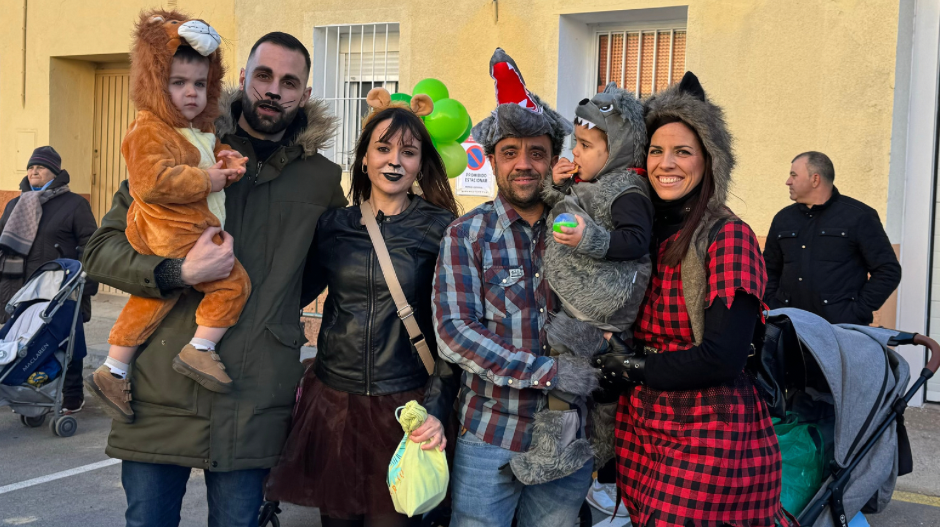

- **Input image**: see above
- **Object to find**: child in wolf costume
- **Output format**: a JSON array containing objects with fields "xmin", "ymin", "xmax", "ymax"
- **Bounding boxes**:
[
  {"xmin": 85, "ymin": 10, "xmax": 250, "ymax": 424},
  {"xmin": 506, "ymin": 82, "xmax": 654, "ymax": 485}
]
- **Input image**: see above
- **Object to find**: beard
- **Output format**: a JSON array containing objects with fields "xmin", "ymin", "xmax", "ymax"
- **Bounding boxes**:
[
  {"xmin": 494, "ymin": 166, "xmax": 546, "ymax": 210},
  {"xmin": 240, "ymin": 90, "xmax": 302, "ymax": 136}
]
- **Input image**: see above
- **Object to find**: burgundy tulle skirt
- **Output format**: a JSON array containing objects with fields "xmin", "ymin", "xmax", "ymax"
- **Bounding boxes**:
[{"xmin": 265, "ymin": 370, "xmax": 425, "ymax": 519}]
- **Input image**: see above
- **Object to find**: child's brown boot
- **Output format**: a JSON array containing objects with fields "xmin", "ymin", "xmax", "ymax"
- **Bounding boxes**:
[
  {"xmin": 83, "ymin": 365, "xmax": 134, "ymax": 423},
  {"xmin": 172, "ymin": 344, "xmax": 233, "ymax": 393}
]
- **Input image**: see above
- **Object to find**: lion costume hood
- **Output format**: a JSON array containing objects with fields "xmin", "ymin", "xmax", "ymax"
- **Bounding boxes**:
[{"xmin": 130, "ymin": 9, "xmax": 225, "ymax": 132}]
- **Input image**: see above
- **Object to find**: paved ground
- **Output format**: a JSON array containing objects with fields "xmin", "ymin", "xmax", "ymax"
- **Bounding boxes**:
[{"xmin": 0, "ymin": 294, "xmax": 938, "ymax": 526}]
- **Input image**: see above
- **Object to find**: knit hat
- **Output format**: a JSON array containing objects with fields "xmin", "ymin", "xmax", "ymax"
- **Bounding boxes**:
[
  {"xmin": 471, "ymin": 48, "xmax": 572, "ymax": 156},
  {"xmin": 27, "ymin": 146, "xmax": 62, "ymax": 174}
]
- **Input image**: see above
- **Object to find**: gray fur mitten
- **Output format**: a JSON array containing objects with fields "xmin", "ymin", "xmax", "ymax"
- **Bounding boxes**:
[
  {"xmin": 553, "ymin": 354, "xmax": 600, "ymax": 396},
  {"xmin": 509, "ymin": 409, "xmax": 594, "ymax": 485}
]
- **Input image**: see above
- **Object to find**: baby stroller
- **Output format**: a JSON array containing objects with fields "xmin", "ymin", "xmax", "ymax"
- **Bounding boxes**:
[
  {"xmin": 0, "ymin": 259, "xmax": 87, "ymax": 437},
  {"xmin": 754, "ymin": 308, "xmax": 939, "ymax": 527}
]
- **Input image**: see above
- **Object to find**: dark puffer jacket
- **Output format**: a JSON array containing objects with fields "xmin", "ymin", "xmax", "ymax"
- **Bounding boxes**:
[
  {"xmin": 763, "ymin": 187, "xmax": 901, "ymax": 325},
  {"xmin": 312, "ymin": 196, "xmax": 459, "ymax": 421},
  {"xmin": 0, "ymin": 171, "xmax": 98, "ymax": 323}
]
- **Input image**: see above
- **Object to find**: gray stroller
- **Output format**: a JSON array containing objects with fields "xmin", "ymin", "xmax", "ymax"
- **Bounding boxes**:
[{"xmin": 755, "ymin": 308, "xmax": 939, "ymax": 527}]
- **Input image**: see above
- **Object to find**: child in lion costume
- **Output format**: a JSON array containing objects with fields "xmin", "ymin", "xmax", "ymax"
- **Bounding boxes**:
[{"xmin": 85, "ymin": 10, "xmax": 249, "ymax": 424}]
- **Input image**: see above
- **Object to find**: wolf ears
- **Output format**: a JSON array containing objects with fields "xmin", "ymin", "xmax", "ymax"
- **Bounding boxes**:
[
  {"xmin": 365, "ymin": 87, "xmax": 434, "ymax": 117},
  {"xmin": 678, "ymin": 71, "xmax": 706, "ymax": 101}
]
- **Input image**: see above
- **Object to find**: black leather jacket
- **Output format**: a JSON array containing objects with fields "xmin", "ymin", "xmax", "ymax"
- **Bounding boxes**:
[{"xmin": 312, "ymin": 196, "xmax": 459, "ymax": 421}]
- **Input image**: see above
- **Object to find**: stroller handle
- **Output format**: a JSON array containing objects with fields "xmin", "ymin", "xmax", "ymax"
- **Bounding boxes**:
[{"xmin": 913, "ymin": 334, "xmax": 940, "ymax": 375}]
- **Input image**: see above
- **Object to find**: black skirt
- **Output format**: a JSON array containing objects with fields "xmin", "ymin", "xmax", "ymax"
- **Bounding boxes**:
[{"xmin": 265, "ymin": 370, "xmax": 425, "ymax": 519}]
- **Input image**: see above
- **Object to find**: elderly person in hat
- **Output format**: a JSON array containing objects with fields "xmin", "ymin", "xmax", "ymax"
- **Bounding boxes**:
[
  {"xmin": 433, "ymin": 48, "xmax": 596, "ymax": 527},
  {"xmin": 0, "ymin": 146, "xmax": 99, "ymax": 413}
]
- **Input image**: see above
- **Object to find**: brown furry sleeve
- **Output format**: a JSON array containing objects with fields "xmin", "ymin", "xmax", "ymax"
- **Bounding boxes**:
[{"xmin": 122, "ymin": 119, "xmax": 212, "ymax": 205}]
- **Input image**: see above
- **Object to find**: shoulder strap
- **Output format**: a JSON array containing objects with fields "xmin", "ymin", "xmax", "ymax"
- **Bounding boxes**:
[{"xmin": 359, "ymin": 201, "xmax": 435, "ymax": 375}]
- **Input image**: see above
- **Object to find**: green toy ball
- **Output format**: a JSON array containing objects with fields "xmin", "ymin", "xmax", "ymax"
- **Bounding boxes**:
[
  {"xmin": 390, "ymin": 92, "xmax": 412, "ymax": 103},
  {"xmin": 413, "ymin": 78, "xmax": 449, "ymax": 102},
  {"xmin": 552, "ymin": 213, "xmax": 578, "ymax": 233}
]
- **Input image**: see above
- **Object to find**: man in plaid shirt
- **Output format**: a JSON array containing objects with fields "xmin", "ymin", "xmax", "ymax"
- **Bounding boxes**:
[{"xmin": 433, "ymin": 48, "xmax": 596, "ymax": 527}]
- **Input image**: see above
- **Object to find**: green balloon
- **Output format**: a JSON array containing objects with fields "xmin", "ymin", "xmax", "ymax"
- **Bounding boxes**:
[
  {"xmin": 456, "ymin": 115, "xmax": 473, "ymax": 143},
  {"xmin": 435, "ymin": 141, "xmax": 468, "ymax": 179},
  {"xmin": 413, "ymin": 78, "xmax": 449, "ymax": 102},
  {"xmin": 425, "ymin": 98, "xmax": 470, "ymax": 143},
  {"xmin": 390, "ymin": 92, "xmax": 412, "ymax": 103}
]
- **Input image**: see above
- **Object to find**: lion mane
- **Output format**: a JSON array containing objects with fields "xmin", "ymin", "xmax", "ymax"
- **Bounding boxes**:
[{"xmin": 129, "ymin": 9, "xmax": 224, "ymax": 131}]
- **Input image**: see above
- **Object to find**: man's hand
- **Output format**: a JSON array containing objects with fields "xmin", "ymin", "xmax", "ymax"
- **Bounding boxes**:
[
  {"xmin": 553, "ymin": 214, "xmax": 586, "ymax": 247},
  {"xmin": 207, "ymin": 160, "xmax": 240, "ymax": 193},
  {"xmin": 180, "ymin": 227, "xmax": 235, "ymax": 286},
  {"xmin": 409, "ymin": 415, "xmax": 447, "ymax": 451},
  {"xmin": 552, "ymin": 158, "xmax": 579, "ymax": 185}
]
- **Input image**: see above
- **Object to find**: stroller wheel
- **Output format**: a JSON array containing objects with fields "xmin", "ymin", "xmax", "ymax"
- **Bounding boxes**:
[
  {"xmin": 52, "ymin": 416, "xmax": 77, "ymax": 437},
  {"xmin": 19, "ymin": 414, "xmax": 45, "ymax": 428}
]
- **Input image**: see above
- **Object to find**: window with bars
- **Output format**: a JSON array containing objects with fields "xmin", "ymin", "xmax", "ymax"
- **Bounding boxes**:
[
  {"xmin": 595, "ymin": 27, "xmax": 686, "ymax": 96},
  {"xmin": 312, "ymin": 23, "xmax": 400, "ymax": 170}
]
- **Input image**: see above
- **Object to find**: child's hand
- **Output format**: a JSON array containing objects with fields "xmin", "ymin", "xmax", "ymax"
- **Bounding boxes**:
[
  {"xmin": 207, "ymin": 160, "xmax": 239, "ymax": 192},
  {"xmin": 553, "ymin": 214, "xmax": 586, "ymax": 247},
  {"xmin": 217, "ymin": 150, "xmax": 248, "ymax": 177},
  {"xmin": 552, "ymin": 158, "xmax": 579, "ymax": 185}
]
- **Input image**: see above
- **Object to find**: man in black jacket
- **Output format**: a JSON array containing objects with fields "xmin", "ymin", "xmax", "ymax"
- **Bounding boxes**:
[{"xmin": 763, "ymin": 151, "xmax": 901, "ymax": 324}]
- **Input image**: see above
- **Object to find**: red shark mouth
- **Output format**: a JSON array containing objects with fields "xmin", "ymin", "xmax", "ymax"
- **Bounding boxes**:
[{"xmin": 491, "ymin": 61, "xmax": 542, "ymax": 114}]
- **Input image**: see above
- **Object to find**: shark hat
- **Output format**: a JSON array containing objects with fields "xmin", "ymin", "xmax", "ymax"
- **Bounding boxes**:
[{"xmin": 471, "ymin": 48, "xmax": 573, "ymax": 156}]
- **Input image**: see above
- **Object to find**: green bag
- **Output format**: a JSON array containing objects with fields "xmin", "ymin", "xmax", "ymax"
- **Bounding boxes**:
[
  {"xmin": 774, "ymin": 413, "xmax": 825, "ymax": 516},
  {"xmin": 387, "ymin": 401, "xmax": 449, "ymax": 517}
]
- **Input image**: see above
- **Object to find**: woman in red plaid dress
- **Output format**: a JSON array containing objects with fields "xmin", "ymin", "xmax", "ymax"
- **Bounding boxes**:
[{"xmin": 596, "ymin": 72, "xmax": 793, "ymax": 527}]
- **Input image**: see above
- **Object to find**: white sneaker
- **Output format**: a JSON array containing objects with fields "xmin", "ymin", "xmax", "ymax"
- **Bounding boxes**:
[{"xmin": 585, "ymin": 478, "xmax": 630, "ymax": 519}]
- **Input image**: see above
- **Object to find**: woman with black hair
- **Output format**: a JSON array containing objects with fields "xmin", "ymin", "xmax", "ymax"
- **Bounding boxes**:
[
  {"xmin": 596, "ymin": 73, "xmax": 793, "ymax": 527},
  {"xmin": 265, "ymin": 101, "xmax": 461, "ymax": 527}
]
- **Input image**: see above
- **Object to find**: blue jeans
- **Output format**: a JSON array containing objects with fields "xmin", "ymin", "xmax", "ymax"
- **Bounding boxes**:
[
  {"xmin": 122, "ymin": 460, "xmax": 268, "ymax": 527},
  {"xmin": 450, "ymin": 432, "xmax": 593, "ymax": 527}
]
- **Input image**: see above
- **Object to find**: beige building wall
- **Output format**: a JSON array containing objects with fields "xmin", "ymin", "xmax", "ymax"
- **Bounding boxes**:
[
  {"xmin": 0, "ymin": 0, "xmax": 237, "ymax": 196},
  {"xmin": 232, "ymin": 0, "xmax": 900, "ymax": 230},
  {"xmin": 1, "ymin": 0, "xmax": 900, "ymax": 236}
]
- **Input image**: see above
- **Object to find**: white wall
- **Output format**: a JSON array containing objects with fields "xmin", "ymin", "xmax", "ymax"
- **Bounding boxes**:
[{"xmin": 897, "ymin": 0, "xmax": 940, "ymax": 405}]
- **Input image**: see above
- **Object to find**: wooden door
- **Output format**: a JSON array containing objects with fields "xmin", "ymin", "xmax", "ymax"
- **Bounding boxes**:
[{"xmin": 90, "ymin": 70, "xmax": 135, "ymax": 294}]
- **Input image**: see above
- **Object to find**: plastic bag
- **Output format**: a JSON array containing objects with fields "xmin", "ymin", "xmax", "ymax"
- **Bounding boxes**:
[
  {"xmin": 774, "ymin": 413, "xmax": 825, "ymax": 516},
  {"xmin": 387, "ymin": 400, "xmax": 449, "ymax": 517}
]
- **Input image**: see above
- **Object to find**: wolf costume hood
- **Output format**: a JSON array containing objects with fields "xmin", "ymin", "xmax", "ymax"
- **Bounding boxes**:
[
  {"xmin": 471, "ymin": 48, "xmax": 573, "ymax": 156},
  {"xmin": 644, "ymin": 71, "xmax": 736, "ymax": 343},
  {"xmin": 644, "ymin": 71, "xmax": 735, "ymax": 263}
]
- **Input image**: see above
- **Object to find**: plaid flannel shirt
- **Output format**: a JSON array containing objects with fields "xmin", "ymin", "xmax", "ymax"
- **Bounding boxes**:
[{"xmin": 433, "ymin": 195, "xmax": 557, "ymax": 452}]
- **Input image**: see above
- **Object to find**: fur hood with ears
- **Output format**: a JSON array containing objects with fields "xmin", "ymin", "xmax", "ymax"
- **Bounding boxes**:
[
  {"xmin": 643, "ymin": 71, "xmax": 735, "ymax": 259},
  {"xmin": 214, "ymin": 88, "xmax": 338, "ymax": 158},
  {"xmin": 130, "ymin": 9, "xmax": 225, "ymax": 132}
]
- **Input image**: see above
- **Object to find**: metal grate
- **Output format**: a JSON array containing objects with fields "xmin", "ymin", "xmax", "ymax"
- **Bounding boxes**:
[
  {"xmin": 595, "ymin": 28, "xmax": 686, "ymax": 96},
  {"xmin": 312, "ymin": 23, "xmax": 400, "ymax": 170}
]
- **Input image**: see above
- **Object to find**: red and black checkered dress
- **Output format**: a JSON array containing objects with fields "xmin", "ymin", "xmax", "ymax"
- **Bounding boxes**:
[{"xmin": 615, "ymin": 219, "xmax": 794, "ymax": 527}]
